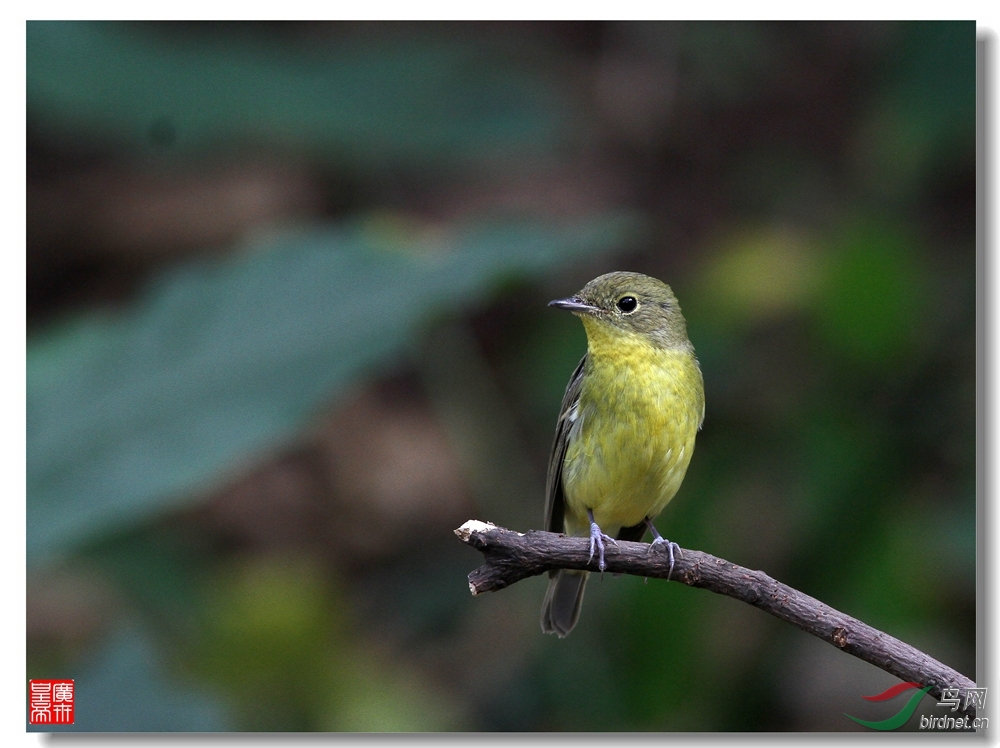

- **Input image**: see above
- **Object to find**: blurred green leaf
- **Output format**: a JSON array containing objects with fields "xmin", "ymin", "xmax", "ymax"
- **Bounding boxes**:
[
  {"xmin": 677, "ymin": 22, "xmax": 789, "ymax": 105},
  {"xmin": 613, "ymin": 580, "xmax": 709, "ymax": 730},
  {"xmin": 813, "ymin": 217, "xmax": 928, "ymax": 366},
  {"xmin": 27, "ymin": 213, "xmax": 643, "ymax": 567},
  {"xmin": 189, "ymin": 554, "xmax": 463, "ymax": 730},
  {"xmin": 696, "ymin": 226, "xmax": 821, "ymax": 330},
  {"xmin": 82, "ymin": 523, "xmax": 215, "ymax": 635},
  {"xmin": 849, "ymin": 512, "xmax": 955, "ymax": 634},
  {"xmin": 27, "ymin": 21, "xmax": 574, "ymax": 166},
  {"xmin": 190, "ymin": 555, "xmax": 340, "ymax": 730},
  {"xmin": 323, "ymin": 649, "xmax": 464, "ymax": 731},
  {"xmin": 852, "ymin": 22, "xmax": 975, "ymax": 198},
  {"xmin": 508, "ymin": 309, "xmax": 588, "ymax": 427}
]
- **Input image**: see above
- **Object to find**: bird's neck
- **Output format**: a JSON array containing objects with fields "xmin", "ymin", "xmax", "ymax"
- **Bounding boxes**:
[{"xmin": 580, "ymin": 317, "xmax": 692, "ymax": 365}]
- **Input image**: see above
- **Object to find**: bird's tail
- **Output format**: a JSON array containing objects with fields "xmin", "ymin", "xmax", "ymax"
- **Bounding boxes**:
[{"xmin": 540, "ymin": 569, "xmax": 589, "ymax": 637}]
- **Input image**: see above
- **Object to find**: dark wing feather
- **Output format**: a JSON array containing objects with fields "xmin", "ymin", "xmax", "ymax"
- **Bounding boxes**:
[
  {"xmin": 544, "ymin": 355, "xmax": 586, "ymax": 537},
  {"xmin": 616, "ymin": 522, "xmax": 647, "ymax": 542}
]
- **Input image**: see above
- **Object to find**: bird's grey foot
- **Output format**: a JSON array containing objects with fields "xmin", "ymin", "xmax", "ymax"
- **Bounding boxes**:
[
  {"xmin": 646, "ymin": 519, "xmax": 681, "ymax": 581},
  {"xmin": 587, "ymin": 509, "xmax": 618, "ymax": 572}
]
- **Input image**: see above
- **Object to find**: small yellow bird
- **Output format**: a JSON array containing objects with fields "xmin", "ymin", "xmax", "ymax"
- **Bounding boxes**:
[{"xmin": 540, "ymin": 271, "xmax": 705, "ymax": 637}]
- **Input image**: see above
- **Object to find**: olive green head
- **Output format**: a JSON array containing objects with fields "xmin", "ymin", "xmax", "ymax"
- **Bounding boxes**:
[{"xmin": 549, "ymin": 271, "xmax": 692, "ymax": 350}]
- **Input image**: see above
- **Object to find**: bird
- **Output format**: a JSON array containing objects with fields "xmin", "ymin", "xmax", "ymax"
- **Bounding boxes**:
[{"xmin": 540, "ymin": 271, "xmax": 705, "ymax": 637}]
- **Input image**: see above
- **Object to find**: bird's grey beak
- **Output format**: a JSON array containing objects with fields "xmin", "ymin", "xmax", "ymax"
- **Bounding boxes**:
[{"xmin": 548, "ymin": 296, "xmax": 599, "ymax": 314}]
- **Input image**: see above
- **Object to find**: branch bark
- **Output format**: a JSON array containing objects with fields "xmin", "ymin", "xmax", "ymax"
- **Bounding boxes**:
[{"xmin": 455, "ymin": 520, "xmax": 977, "ymax": 718}]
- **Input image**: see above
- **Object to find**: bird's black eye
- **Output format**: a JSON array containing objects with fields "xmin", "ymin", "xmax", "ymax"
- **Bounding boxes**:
[{"xmin": 616, "ymin": 296, "xmax": 638, "ymax": 313}]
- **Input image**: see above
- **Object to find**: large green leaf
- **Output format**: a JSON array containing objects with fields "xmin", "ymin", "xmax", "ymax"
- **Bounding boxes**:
[
  {"xmin": 27, "ymin": 214, "xmax": 643, "ymax": 566},
  {"xmin": 27, "ymin": 21, "xmax": 573, "ymax": 166}
]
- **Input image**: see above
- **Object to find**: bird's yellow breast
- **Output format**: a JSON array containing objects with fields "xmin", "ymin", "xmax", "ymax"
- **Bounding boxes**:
[{"xmin": 561, "ymin": 320, "xmax": 704, "ymax": 536}]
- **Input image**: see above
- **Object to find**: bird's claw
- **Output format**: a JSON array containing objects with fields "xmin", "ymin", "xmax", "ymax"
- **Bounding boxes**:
[
  {"xmin": 588, "ymin": 521, "xmax": 618, "ymax": 573},
  {"xmin": 648, "ymin": 536, "xmax": 682, "ymax": 581}
]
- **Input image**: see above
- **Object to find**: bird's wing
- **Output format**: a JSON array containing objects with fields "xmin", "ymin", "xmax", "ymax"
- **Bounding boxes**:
[
  {"xmin": 616, "ymin": 522, "xmax": 647, "ymax": 542},
  {"xmin": 544, "ymin": 354, "xmax": 586, "ymax": 537}
]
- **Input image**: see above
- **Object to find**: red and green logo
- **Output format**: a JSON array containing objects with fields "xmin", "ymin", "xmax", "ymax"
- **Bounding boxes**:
[{"xmin": 845, "ymin": 682, "xmax": 931, "ymax": 730}]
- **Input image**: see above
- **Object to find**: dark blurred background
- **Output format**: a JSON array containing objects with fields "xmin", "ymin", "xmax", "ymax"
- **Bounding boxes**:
[{"xmin": 26, "ymin": 21, "xmax": 976, "ymax": 731}]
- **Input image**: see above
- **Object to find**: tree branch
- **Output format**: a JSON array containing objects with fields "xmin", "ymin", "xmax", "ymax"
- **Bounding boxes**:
[{"xmin": 455, "ymin": 520, "xmax": 977, "ymax": 718}]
